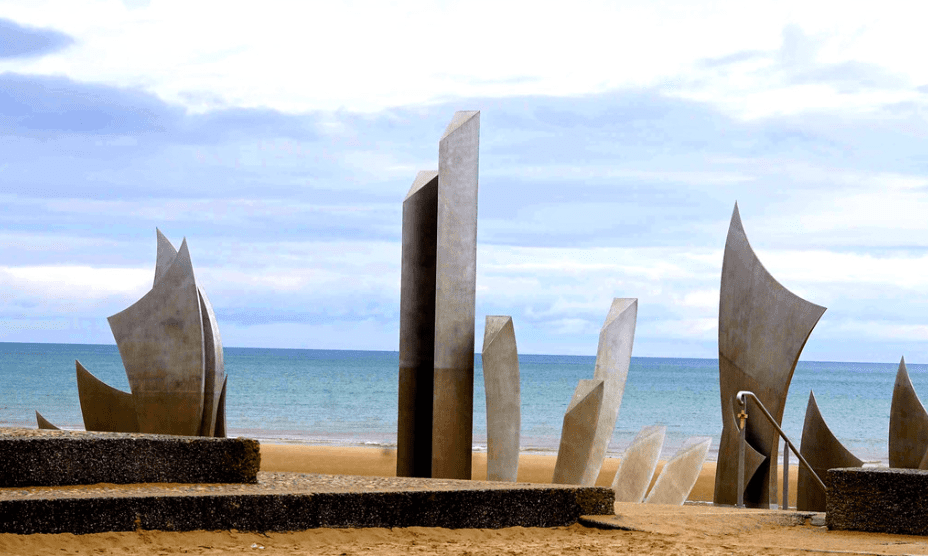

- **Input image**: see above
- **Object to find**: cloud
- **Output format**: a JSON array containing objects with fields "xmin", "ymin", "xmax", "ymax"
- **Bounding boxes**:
[
  {"xmin": 2, "ymin": 39, "xmax": 928, "ymax": 362},
  {"xmin": 0, "ymin": 18, "xmax": 73, "ymax": 59},
  {"xmin": 671, "ymin": 22, "xmax": 927, "ymax": 120},
  {"xmin": 0, "ymin": 72, "xmax": 181, "ymax": 135}
]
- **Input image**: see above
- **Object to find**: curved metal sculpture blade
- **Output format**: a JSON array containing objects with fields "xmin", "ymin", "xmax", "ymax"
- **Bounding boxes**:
[
  {"xmin": 154, "ymin": 227, "xmax": 177, "ymax": 287},
  {"xmin": 612, "ymin": 425, "xmax": 666, "ymax": 503},
  {"xmin": 76, "ymin": 360, "xmax": 139, "ymax": 433},
  {"xmin": 197, "ymin": 287, "xmax": 225, "ymax": 437},
  {"xmin": 552, "ymin": 379, "xmax": 604, "ymax": 484},
  {"xmin": 151, "ymin": 229, "xmax": 226, "ymax": 437},
  {"xmin": 714, "ymin": 203, "xmax": 826, "ymax": 507},
  {"xmin": 645, "ymin": 437, "xmax": 712, "ymax": 505},
  {"xmin": 108, "ymin": 239, "xmax": 205, "ymax": 436},
  {"xmin": 214, "ymin": 375, "xmax": 228, "ymax": 438},
  {"xmin": 482, "ymin": 315, "xmax": 521, "ymax": 482},
  {"xmin": 798, "ymin": 390, "xmax": 862, "ymax": 511},
  {"xmin": 583, "ymin": 298, "xmax": 637, "ymax": 486},
  {"xmin": 889, "ymin": 357, "xmax": 928, "ymax": 469},
  {"xmin": 35, "ymin": 411, "xmax": 60, "ymax": 430}
]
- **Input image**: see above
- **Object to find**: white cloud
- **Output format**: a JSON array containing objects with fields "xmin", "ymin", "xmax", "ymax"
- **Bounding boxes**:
[
  {"xmin": 4, "ymin": 0, "xmax": 926, "ymax": 118},
  {"xmin": 820, "ymin": 319, "xmax": 928, "ymax": 342},
  {"xmin": 644, "ymin": 318, "xmax": 718, "ymax": 341},
  {"xmin": 0, "ymin": 265, "xmax": 150, "ymax": 298},
  {"xmin": 679, "ymin": 289, "xmax": 719, "ymax": 310}
]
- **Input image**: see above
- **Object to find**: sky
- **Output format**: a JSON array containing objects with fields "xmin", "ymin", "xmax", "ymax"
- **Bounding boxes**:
[{"xmin": 1, "ymin": 1, "xmax": 928, "ymax": 362}]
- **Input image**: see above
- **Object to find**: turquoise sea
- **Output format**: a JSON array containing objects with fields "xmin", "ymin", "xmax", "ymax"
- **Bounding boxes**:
[{"xmin": 0, "ymin": 342, "xmax": 912, "ymax": 464}]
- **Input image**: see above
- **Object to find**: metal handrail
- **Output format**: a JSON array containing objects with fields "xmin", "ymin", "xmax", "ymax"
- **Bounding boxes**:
[{"xmin": 735, "ymin": 390, "xmax": 826, "ymax": 509}]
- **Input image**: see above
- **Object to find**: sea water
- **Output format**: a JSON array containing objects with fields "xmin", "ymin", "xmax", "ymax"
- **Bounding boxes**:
[{"xmin": 0, "ymin": 342, "xmax": 911, "ymax": 463}]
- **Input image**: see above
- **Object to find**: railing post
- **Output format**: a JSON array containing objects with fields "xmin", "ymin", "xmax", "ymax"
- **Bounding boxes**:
[
  {"xmin": 733, "ymin": 391, "xmax": 826, "ymax": 511},
  {"xmin": 737, "ymin": 403, "xmax": 748, "ymax": 509},
  {"xmin": 782, "ymin": 438, "xmax": 789, "ymax": 510}
]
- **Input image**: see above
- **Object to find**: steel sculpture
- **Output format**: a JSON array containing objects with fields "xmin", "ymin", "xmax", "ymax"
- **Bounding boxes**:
[
  {"xmin": 552, "ymin": 380, "xmax": 605, "ymax": 484},
  {"xmin": 889, "ymin": 357, "xmax": 928, "ymax": 469},
  {"xmin": 396, "ymin": 111, "xmax": 480, "ymax": 480},
  {"xmin": 797, "ymin": 390, "xmax": 862, "ymax": 511},
  {"xmin": 482, "ymin": 315, "xmax": 521, "ymax": 482},
  {"xmin": 552, "ymin": 298, "xmax": 637, "ymax": 485},
  {"xmin": 612, "ymin": 425, "xmax": 666, "ymax": 503},
  {"xmin": 76, "ymin": 360, "xmax": 139, "ymax": 433},
  {"xmin": 35, "ymin": 229, "xmax": 226, "ymax": 437},
  {"xmin": 713, "ymin": 203, "xmax": 826, "ymax": 507},
  {"xmin": 397, "ymin": 171, "xmax": 439, "ymax": 478},
  {"xmin": 645, "ymin": 437, "xmax": 712, "ymax": 505}
]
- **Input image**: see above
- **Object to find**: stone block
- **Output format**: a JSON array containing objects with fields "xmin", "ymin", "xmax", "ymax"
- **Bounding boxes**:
[
  {"xmin": 0, "ymin": 428, "xmax": 259, "ymax": 487},
  {"xmin": 827, "ymin": 467, "xmax": 928, "ymax": 535},
  {"xmin": 0, "ymin": 473, "xmax": 614, "ymax": 534}
]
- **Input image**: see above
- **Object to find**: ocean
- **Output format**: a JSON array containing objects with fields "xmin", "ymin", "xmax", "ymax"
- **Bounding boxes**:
[{"xmin": 0, "ymin": 342, "xmax": 910, "ymax": 464}]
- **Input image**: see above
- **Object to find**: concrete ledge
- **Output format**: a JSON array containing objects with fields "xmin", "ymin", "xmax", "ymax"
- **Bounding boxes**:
[
  {"xmin": 0, "ymin": 428, "xmax": 260, "ymax": 487},
  {"xmin": 827, "ymin": 467, "xmax": 928, "ymax": 535},
  {"xmin": 0, "ymin": 473, "xmax": 614, "ymax": 533}
]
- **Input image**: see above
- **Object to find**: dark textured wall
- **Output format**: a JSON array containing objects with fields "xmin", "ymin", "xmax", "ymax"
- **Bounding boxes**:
[
  {"xmin": 827, "ymin": 467, "xmax": 928, "ymax": 535},
  {"xmin": 0, "ymin": 485, "xmax": 614, "ymax": 534},
  {"xmin": 0, "ymin": 429, "xmax": 259, "ymax": 487}
]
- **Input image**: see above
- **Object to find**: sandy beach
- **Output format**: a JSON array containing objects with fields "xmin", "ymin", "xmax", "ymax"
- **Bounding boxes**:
[{"xmin": 3, "ymin": 444, "xmax": 926, "ymax": 555}]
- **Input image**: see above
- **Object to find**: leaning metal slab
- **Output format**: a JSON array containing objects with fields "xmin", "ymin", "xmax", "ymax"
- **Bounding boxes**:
[
  {"xmin": 432, "ymin": 111, "xmax": 480, "ymax": 480},
  {"xmin": 612, "ymin": 424, "xmax": 666, "ymax": 502},
  {"xmin": 583, "ymin": 298, "xmax": 638, "ymax": 486},
  {"xmin": 644, "ymin": 437, "xmax": 712, "ymax": 506},
  {"xmin": 482, "ymin": 315, "xmax": 521, "ymax": 482},
  {"xmin": 714, "ymin": 202, "xmax": 826, "ymax": 507},
  {"xmin": 0, "ymin": 472, "xmax": 614, "ymax": 534},
  {"xmin": 552, "ymin": 380, "xmax": 604, "ymax": 484}
]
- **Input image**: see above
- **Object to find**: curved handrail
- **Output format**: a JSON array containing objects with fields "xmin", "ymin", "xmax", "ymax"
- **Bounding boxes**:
[{"xmin": 735, "ymin": 390, "xmax": 826, "ymax": 509}]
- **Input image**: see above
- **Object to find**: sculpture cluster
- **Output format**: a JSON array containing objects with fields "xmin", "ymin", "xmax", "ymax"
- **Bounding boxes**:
[
  {"xmin": 713, "ymin": 203, "xmax": 827, "ymax": 508},
  {"xmin": 713, "ymin": 202, "xmax": 928, "ymax": 512},
  {"xmin": 36, "ymin": 230, "xmax": 226, "ymax": 437},
  {"xmin": 479, "ymin": 302, "xmax": 710, "ymax": 505},
  {"xmin": 397, "ymin": 113, "xmax": 711, "ymax": 502},
  {"xmin": 795, "ymin": 357, "xmax": 928, "ymax": 511},
  {"xmin": 613, "ymin": 426, "xmax": 712, "ymax": 505},
  {"xmin": 396, "ymin": 111, "xmax": 480, "ymax": 480}
]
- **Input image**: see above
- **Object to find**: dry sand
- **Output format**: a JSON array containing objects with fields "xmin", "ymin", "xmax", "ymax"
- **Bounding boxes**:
[{"xmin": 2, "ymin": 444, "xmax": 925, "ymax": 555}]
